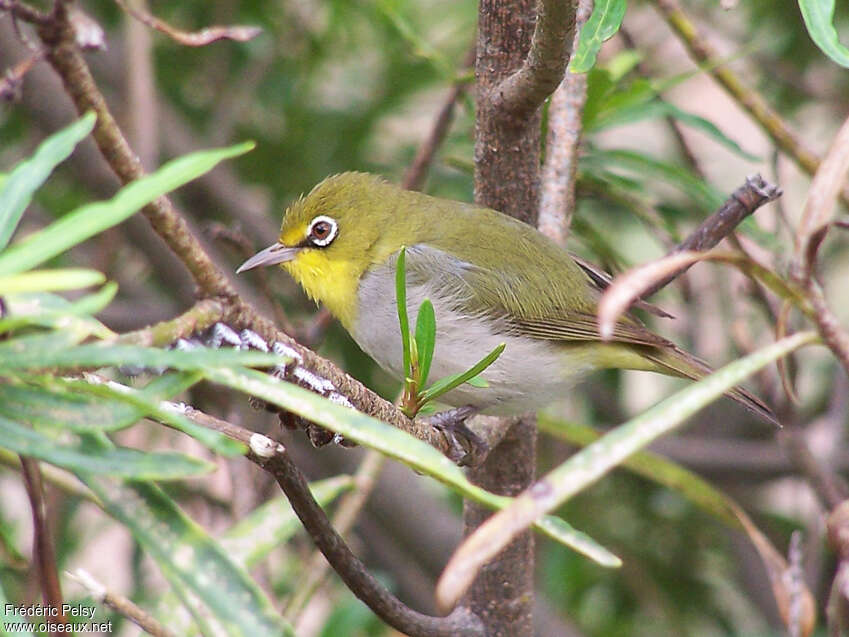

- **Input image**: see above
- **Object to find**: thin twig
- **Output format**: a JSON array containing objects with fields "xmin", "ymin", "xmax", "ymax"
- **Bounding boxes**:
[
  {"xmin": 537, "ymin": 0, "xmax": 591, "ymax": 245},
  {"xmin": 35, "ymin": 6, "xmax": 237, "ymax": 299},
  {"xmin": 118, "ymin": 298, "xmax": 226, "ymax": 346},
  {"xmin": 0, "ymin": 0, "xmax": 50, "ymax": 25},
  {"xmin": 20, "ymin": 457, "xmax": 69, "ymax": 634},
  {"xmin": 173, "ymin": 407, "xmax": 484, "ymax": 637},
  {"xmin": 641, "ymin": 174, "xmax": 781, "ymax": 298},
  {"xmin": 0, "ymin": 47, "xmax": 44, "ymax": 101},
  {"xmin": 68, "ymin": 569, "xmax": 173, "ymax": 637},
  {"xmin": 286, "ymin": 449, "xmax": 386, "ymax": 620},
  {"xmin": 115, "ymin": 0, "xmax": 261, "ymax": 46},
  {"xmin": 495, "ymin": 0, "xmax": 578, "ymax": 119}
]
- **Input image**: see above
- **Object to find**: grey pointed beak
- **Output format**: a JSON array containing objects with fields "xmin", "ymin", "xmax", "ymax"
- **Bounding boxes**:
[{"xmin": 236, "ymin": 242, "xmax": 301, "ymax": 273}]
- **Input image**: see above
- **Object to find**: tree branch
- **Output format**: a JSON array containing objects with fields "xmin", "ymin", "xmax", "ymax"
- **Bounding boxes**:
[
  {"xmin": 495, "ymin": 0, "xmax": 578, "ymax": 120},
  {"xmin": 20, "ymin": 457, "xmax": 69, "ymax": 635},
  {"xmin": 641, "ymin": 174, "xmax": 781, "ymax": 299},
  {"xmin": 178, "ymin": 407, "xmax": 485, "ymax": 637},
  {"xmin": 35, "ymin": 5, "xmax": 237, "ymax": 299},
  {"xmin": 538, "ymin": 0, "xmax": 591, "ymax": 245},
  {"xmin": 7, "ymin": 5, "xmax": 457, "ymax": 459}
]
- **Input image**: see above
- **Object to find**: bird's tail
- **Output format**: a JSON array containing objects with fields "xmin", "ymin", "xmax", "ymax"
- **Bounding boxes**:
[{"xmin": 641, "ymin": 344, "xmax": 779, "ymax": 426}]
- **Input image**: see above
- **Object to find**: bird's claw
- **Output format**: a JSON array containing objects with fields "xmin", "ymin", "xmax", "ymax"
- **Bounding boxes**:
[{"xmin": 420, "ymin": 405, "xmax": 488, "ymax": 467}]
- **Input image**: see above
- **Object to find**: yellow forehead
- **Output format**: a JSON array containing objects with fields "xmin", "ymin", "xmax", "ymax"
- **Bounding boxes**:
[{"xmin": 280, "ymin": 223, "xmax": 308, "ymax": 247}]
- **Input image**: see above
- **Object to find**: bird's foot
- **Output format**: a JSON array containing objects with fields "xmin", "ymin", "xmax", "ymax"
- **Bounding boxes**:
[{"xmin": 420, "ymin": 405, "xmax": 487, "ymax": 467}]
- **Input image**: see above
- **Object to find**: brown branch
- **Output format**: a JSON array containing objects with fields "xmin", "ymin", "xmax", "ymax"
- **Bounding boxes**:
[
  {"xmin": 807, "ymin": 284, "xmax": 849, "ymax": 378},
  {"xmin": 68, "ymin": 569, "xmax": 173, "ymax": 637},
  {"xmin": 653, "ymin": 0, "xmax": 849, "ymax": 209},
  {"xmin": 118, "ymin": 298, "xmax": 227, "ymax": 346},
  {"xmin": 793, "ymin": 112, "xmax": 849, "ymax": 282},
  {"xmin": 494, "ymin": 0, "xmax": 578, "ymax": 119},
  {"xmin": 12, "ymin": 5, "xmax": 454, "ymax": 459},
  {"xmin": 20, "ymin": 457, "xmax": 69, "ymax": 635},
  {"xmin": 262, "ymin": 449, "xmax": 483, "ymax": 637},
  {"xmin": 177, "ymin": 407, "xmax": 484, "ymax": 637},
  {"xmin": 537, "ymin": 0, "xmax": 591, "ymax": 245},
  {"xmin": 223, "ymin": 304, "xmax": 456, "ymax": 458},
  {"xmin": 641, "ymin": 174, "xmax": 781, "ymax": 299},
  {"xmin": 285, "ymin": 449, "xmax": 386, "ymax": 620},
  {"xmin": 0, "ymin": 0, "xmax": 50, "ymax": 25},
  {"xmin": 34, "ymin": 5, "xmax": 237, "ymax": 300},
  {"xmin": 0, "ymin": 46, "xmax": 44, "ymax": 101},
  {"xmin": 402, "ymin": 46, "xmax": 475, "ymax": 192},
  {"xmin": 115, "ymin": 0, "xmax": 261, "ymax": 46}
]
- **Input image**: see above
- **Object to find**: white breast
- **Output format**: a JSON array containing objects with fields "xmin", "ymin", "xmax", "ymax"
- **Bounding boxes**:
[{"xmin": 351, "ymin": 259, "xmax": 597, "ymax": 415}]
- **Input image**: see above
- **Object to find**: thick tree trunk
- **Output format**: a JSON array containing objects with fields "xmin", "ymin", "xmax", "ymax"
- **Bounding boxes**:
[{"xmin": 462, "ymin": 1, "xmax": 542, "ymax": 635}]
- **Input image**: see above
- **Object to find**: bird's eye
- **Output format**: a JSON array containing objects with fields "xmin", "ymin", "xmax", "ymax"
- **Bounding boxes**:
[{"xmin": 307, "ymin": 215, "xmax": 338, "ymax": 247}]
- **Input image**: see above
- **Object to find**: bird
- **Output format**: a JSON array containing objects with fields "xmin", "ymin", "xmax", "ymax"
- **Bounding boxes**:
[{"xmin": 237, "ymin": 172, "xmax": 775, "ymax": 425}]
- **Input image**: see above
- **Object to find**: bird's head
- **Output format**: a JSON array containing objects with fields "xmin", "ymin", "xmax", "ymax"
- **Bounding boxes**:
[{"xmin": 237, "ymin": 172, "xmax": 392, "ymax": 328}]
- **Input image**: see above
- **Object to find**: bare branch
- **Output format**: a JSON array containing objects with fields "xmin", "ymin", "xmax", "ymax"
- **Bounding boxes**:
[
  {"xmin": 20, "ymin": 457, "xmax": 69, "ymax": 633},
  {"xmin": 495, "ymin": 0, "xmax": 578, "ymax": 119},
  {"xmin": 0, "ymin": 0, "xmax": 50, "ymax": 25},
  {"xmin": 0, "ymin": 47, "xmax": 44, "ymax": 101},
  {"xmin": 176, "ymin": 408, "xmax": 484, "ymax": 637},
  {"xmin": 537, "ymin": 0, "xmax": 591, "ymax": 245},
  {"xmin": 286, "ymin": 450, "xmax": 386, "ymax": 620},
  {"xmin": 637, "ymin": 174, "xmax": 781, "ymax": 299},
  {"xmin": 115, "ymin": 0, "xmax": 261, "ymax": 46},
  {"xmin": 118, "ymin": 298, "xmax": 227, "ymax": 346},
  {"xmin": 68, "ymin": 569, "xmax": 175, "ymax": 637},
  {"xmin": 35, "ymin": 9, "xmax": 237, "ymax": 299}
]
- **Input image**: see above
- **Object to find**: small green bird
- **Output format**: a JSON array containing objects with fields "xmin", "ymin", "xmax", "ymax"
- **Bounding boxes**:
[{"xmin": 238, "ymin": 172, "xmax": 774, "ymax": 424}]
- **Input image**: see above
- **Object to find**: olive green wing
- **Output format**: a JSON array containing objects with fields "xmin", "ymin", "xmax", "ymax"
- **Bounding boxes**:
[{"xmin": 404, "ymin": 244, "xmax": 776, "ymax": 425}]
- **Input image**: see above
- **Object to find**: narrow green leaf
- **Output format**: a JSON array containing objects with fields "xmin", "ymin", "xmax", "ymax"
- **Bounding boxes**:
[
  {"xmin": 204, "ymin": 366, "xmax": 619, "ymax": 566},
  {"xmin": 583, "ymin": 148, "xmax": 725, "ymax": 212},
  {"xmin": 587, "ymin": 98, "xmax": 759, "ymax": 161},
  {"xmin": 420, "ymin": 343, "xmax": 505, "ymax": 404},
  {"xmin": 539, "ymin": 417, "xmax": 741, "ymax": 528},
  {"xmin": 798, "ymin": 0, "xmax": 849, "ymax": 68},
  {"xmin": 0, "ymin": 287, "xmax": 118, "ymax": 336},
  {"xmin": 57, "ymin": 374, "xmax": 245, "ymax": 456},
  {"xmin": 0, "ymin": 141, "xmax": 255, "ymax": 276},
  {"xmin": 0, "ymin": 381, "xmax": 146, "ymax": 433},
  {"xmin": 153, "ymin": 476, "xmax": 355, "ymax": 634},
  {"xmin": 0, "ymin": 325, "xmax": 90, "ymax": 359},
  {"xmin": 0, "ymin": 342, "xmax": 280, "ymax": 373},
  {"xmin": 68, "ymin": 281, "xmax": 119, "ymax": 316},
  {"xmin": 81, "ymin": 477, "xmax": 293, "ymax": 636},
  {"xmin": 0, "ymin": 112, "xmax": 96, "ymax": 251},
  {"xmin": 395, "ymin": 246, "xmax": 412, "ymax": 378},
  {"xmin": 414, "ymin": 298, "xmax": 436, "ymax": 386},
  {"xmin": 441, "ymin": 331, "xmax": 820, "ymax": 591},
  {"xmin": 0, "ymin": 414, "xmax": 214, "ymax": 479},
  {"xmin": 568, "ymin": 0, "xmax": 627, "ymax": 73},
  {"xmin": 0, "ymin": 268, "xmax": 105, "ymax": 294},
  {"xmin": 464, "ymin": 375, "xmax": 489, "ymax": 388}
]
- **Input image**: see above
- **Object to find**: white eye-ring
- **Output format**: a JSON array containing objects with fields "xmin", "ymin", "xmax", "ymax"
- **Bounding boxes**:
[{"xmin": 307, "ymin": 215, "xmax": 338, "ymax": 247}]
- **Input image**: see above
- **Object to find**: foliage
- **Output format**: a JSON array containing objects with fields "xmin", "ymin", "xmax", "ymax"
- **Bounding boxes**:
[{"xmin": 1, "ymin": 1, "xmax": 847, "ymax": 635}]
